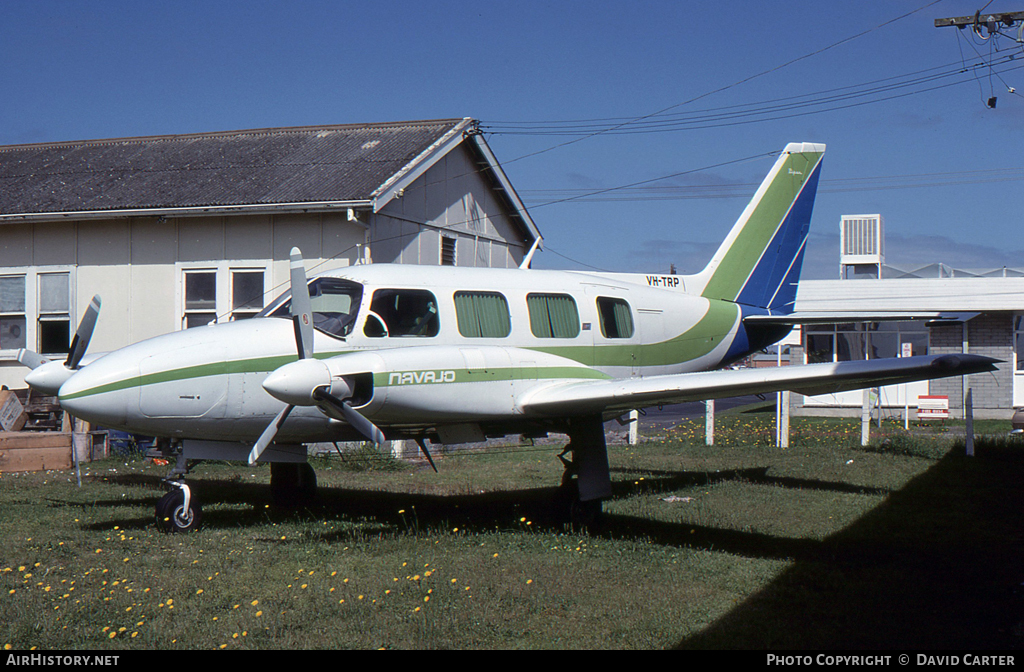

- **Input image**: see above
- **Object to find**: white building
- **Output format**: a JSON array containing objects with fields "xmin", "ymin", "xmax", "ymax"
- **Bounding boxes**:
[
  {"xmin": 0, "ymin": 118, "xmax": 540, "ymax": 388},
  {"xmin": 793, "ymin": 215, "xmax": 1022, "ymax": 419}
]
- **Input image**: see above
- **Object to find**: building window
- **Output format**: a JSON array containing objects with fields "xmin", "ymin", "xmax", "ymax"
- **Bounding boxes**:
[
  {"xmin": 231, "ymin": 270, "xmax": 265, "ymax": 320},
  {"xmin": 454, "ymin": 291, "xmax": 511, "ymax": 338},
  {"xmin": 596, "ymin": 297, "xmax": 634, "ymax": 339},
  {"xmin": 527, "ymin": 293, "xmax": 580, "ymax": 338},
  {"xmin": 441, "ymin": 237, "xmax": 457, "ymax": 266},
  {"xmin": 38, "ymin": 273, "xmax": 70, "ymax": 355},
  {"xmin": 805, "ymin": 322, "xmax": 928, "ymax": 364},
  {"xmin": 0, "ymin": 275, "xmax": 26, "ymax": 350},
  {"xmin": 183, "ymin": 270, "xmax": 217, "ymax": 329},
  {"xmin": 364, "ymin": 289, "xmax": 439, "ymax": 338},
  {"xmin": 805, "ymin": 325, "xmax": 835, "ymax": 363}
]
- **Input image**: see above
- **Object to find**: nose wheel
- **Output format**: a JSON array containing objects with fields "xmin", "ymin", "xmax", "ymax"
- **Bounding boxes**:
[{"xmin": 155, "ymin": 481, "xmax": 202, "ymax": 533}]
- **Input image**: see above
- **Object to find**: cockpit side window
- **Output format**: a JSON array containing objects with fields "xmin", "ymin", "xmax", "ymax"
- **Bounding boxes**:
[
  {"xmin": 258, "ymin": 278, "xmax": 363, "ymax": 339},
  {"xmin": 364, "ymin": 289, "xmax": 439, "ymax": 338}
]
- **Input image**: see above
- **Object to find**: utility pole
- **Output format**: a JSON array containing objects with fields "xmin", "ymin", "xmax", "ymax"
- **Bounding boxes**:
[
  {"xmin": 934, "ymin": 10, "xmax": 1024, "ymax": 108},
  {"xmin": 934, "ymin": 10, "xmax": 1024, "ymax": 31}
]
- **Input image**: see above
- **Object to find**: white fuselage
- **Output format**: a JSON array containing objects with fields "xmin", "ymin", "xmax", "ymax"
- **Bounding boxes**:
[{"xmin": 56, "ymin": 264, "xmax": 757, "ymax": 444}]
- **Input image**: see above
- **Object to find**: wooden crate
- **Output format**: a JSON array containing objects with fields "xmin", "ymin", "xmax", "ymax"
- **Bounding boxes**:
[{"xmin": 0, "ymin": 432, "xmax": 73, "ymax": 473}]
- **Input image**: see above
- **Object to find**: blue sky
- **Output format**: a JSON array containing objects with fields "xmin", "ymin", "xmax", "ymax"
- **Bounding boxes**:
[{"xmin": 2, "ymin": 0, "xmax": 1022, "ymax": 279}]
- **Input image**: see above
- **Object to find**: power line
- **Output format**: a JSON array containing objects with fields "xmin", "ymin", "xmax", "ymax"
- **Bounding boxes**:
[
  {"xmin": 483, "ymin": 53, "xmax": 1024, "ymax": 137},
  {"xmin": 494, "ymin": 1, "xmax": 946, "ymax": 165}
]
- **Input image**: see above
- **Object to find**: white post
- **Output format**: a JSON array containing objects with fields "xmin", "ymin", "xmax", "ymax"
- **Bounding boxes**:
[
  {"xmin": 705, "ymin": 400, "xmax": 714, "ymax": 446},
  {"xmin": 861, "ymin": 388, "xmax": 871, "ymax": 447},
  {"xmin": 780, "ymin": 390, "xmax": 790, "ymax": 448},
  {"xmin": 628, "ymin": 410, "xmax": 639, "ymax": 445},
  {"xmin": 965, "ymin": 388, "xmax": 975, "ymax": 457}
]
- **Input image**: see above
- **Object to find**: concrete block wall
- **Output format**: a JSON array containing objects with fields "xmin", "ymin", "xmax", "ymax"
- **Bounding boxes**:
[{"xmin": 928, "ymin": 314, "xmax": 1013, "ymax": 418}]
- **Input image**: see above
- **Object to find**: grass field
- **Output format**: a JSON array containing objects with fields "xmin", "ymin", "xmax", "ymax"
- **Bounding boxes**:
[{"xmin": 1, "ymin": 416, "xmax": 1022, "ymax": 650}]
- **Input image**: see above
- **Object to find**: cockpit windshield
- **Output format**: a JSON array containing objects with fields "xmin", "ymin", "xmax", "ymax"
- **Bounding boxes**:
[{"xmin": 257, "ymin": 278, "xmax": 363, "ymax": 338}]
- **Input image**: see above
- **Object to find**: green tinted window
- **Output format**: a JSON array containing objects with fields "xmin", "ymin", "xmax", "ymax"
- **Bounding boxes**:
[
  {"xmin": 454, "ymin": 292, "xmax": 511, "ymax": 338},
  {"xmin": 527, "ymin": 293, "xmax": 580, "ymax": 339},
  {"xmin": 597, "ymin": 297, "xmax": 634, "ymax": 338}
]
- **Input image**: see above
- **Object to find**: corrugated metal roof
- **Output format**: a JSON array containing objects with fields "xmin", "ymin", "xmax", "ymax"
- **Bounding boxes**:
[{"xmin": 0, "ymin": 119, "xmax": 469, "ymax": 215}]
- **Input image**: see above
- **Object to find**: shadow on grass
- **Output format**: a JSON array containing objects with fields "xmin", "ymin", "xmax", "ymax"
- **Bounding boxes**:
[
  {"xmin": 674, "ymin": 444, "xmax": 1024, "ymax": 650},
  {"xmin": 72, "ymin": 447, "xmax": 1024, "ymax": 649}
]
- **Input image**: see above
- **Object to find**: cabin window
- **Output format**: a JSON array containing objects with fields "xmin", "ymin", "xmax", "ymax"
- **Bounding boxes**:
[
  {"xmin": 38, "ymin": 272, "xmax": 71, "ymax": 354},
  {"xmin": 454, "ymin": 291, "xmax": 511, "ymax": 338},
  {"xmin": 260, "ymin": 277, "xmax": 363, "ymax": 338},
  {"xmin": 365, "ymin": 289, "xmax": 439, "ymax": 338},
  {"xmin": 527, "ymin": 293, "xmax": 580, "ymax": 339},
  {"xmin": 596, "ymin": 297, "xmax": 634, "ymax": 339},
  {"xmin": 0, "ymin": 275, "xmax": 26, "ymax": 350}
]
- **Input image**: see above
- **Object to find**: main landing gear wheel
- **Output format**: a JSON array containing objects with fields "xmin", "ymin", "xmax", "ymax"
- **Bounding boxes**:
[
  {"xmin": 155, "ymin": 487, "xmax": 202, "ymax": 533},
  {"xmin": 555, "ymin": 415, "xmax": 612, "ymax": 529}
]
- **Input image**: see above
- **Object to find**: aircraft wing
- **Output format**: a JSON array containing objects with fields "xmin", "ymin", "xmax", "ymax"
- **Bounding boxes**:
[
  {"xmin": 742, "ymin": 311, "xmax": 947, "ymax": 325},
  {"xmin": 518, "ymin": 354, "xmax": 998, "ymax": 417}
]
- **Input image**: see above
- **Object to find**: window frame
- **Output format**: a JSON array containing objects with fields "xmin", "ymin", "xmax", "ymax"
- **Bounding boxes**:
[
  {"xmin": 363, "ymin": 288, "xmax": 440, "ymax": 338},
  {"xmin": 527, "ymin": 293, "xmax": 581, "ymax": 339},
  {"xmin": 0, "ymin": 274, "xmax": 27, "ymax": 351},
  {"xmin": 177, "ymin": 261, "xmax": 270, "ymax": 330},
  {"xmin": 454, "ymin": 291, "xmax": 511, "ymax": 338},
  {"xmin": 440, "ymin": 236, "xmax": 457, "ymax": 266},
  {"xmin": 595, "ymin": 296, "xmax": 635, "ymax": 339}
]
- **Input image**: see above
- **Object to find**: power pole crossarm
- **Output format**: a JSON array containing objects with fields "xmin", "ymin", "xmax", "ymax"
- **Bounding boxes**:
[{"xmin": 934, "ymin": 11, "xmax": 1024, "ymax": 29}]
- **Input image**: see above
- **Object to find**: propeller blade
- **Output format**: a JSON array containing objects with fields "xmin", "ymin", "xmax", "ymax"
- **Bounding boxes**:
[
  {"xmin": 248, "ymin": 404, "xmax": 294, "ymax": 465},
  {"xmin": 66, "ymin": 295, "xmax": 102, "ymax": 369},
  {"xmin": 289, "ymin": 248, "xmax": 314, "ymax": 360},
  {"xmin": 17, "ymin": 348, "xmax": 50, "ymax": 370},
  {"xmin": 313, "ymin": 389, "xmax": 386, "ymax": 445}
]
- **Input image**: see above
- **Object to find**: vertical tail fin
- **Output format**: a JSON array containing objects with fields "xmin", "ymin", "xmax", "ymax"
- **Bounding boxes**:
[{"xmin": 694, "ymin": 142, "xmax": 825, "ymax": 313}]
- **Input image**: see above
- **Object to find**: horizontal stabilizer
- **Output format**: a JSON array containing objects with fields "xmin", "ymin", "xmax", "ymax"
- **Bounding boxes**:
[{"xmin": 519, "ymin": 354, "xmax": 999, "ymax": 417}]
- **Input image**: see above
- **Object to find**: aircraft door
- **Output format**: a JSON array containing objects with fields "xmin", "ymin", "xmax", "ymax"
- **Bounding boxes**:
[
  {"xmin": 587, "ymin": 288, "xmax": 639, "ymax": 378},
  {"xmin": 635, "ymin": 308, "xmax": 666, "ymax": 377}
]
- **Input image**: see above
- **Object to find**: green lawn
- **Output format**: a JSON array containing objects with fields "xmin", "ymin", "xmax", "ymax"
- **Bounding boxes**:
[{"xmin": 2, "ymin": 416, "xmax": 1022, "ymax": 649}]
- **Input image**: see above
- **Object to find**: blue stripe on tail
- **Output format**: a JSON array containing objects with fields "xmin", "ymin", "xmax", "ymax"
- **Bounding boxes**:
[{"xmin": 733, "ymin": 160, "xmax": 822, "ymax": 313}]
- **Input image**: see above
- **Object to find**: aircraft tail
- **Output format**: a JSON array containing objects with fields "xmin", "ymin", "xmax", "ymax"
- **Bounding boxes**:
[{"xmin": 692, "ymin": 142, "xmax": 825, "ymax": 313}]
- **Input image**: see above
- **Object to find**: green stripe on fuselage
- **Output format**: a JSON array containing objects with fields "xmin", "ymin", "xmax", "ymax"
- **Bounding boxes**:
[
  {"xmin": 58, "ymin": 351, "xmax": 337, "ymax": 401},
  {"xmin": 374, "ymin": 365, "xmax": 611, "ymax": 387},
  {"xmin": 526, "ymin": 300, "xmax": 739, "ymax": 368}
]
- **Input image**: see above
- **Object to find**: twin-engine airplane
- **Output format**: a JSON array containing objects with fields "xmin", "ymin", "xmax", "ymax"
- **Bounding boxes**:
[{"xmin": 19, "ymin": 142, "xmax": 997, "ymax": 532}]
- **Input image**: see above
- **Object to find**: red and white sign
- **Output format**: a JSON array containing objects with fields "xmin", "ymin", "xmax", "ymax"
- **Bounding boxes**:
[{"xmin": 917, "ymin": 395, "xmax": 949, "ymax": 420}]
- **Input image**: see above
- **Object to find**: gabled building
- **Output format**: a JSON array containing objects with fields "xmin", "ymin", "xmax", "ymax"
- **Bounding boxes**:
[{"xmin": 0, "ymin": 118, "xmax": 541, "ymax": 387}]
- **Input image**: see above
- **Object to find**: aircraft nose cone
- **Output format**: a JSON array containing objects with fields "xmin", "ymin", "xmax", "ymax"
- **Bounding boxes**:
[
  {"xmin": 57, "ymin": 368, "xmax": 129, "ymax": 428},
  {"xmin": 24, "ymin": 361, "xmax": 74, "ymax": 396},
  {"xmin": 263, "ymin": 359, "xmax": 332, "ymax": 406}
]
